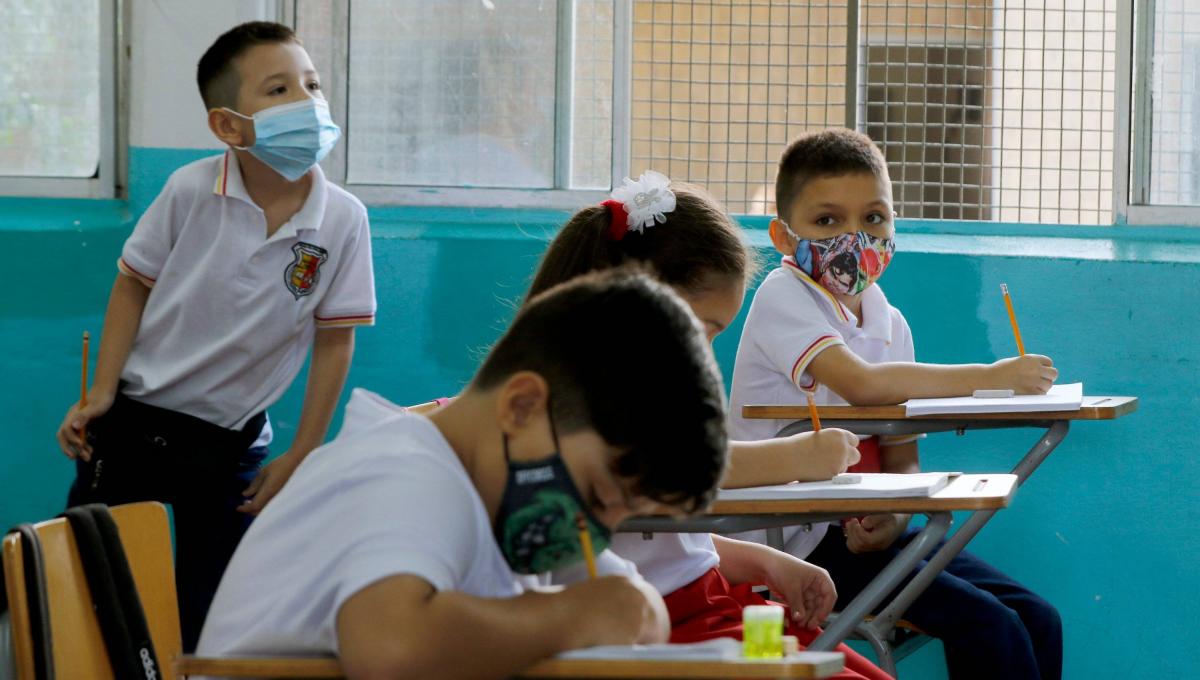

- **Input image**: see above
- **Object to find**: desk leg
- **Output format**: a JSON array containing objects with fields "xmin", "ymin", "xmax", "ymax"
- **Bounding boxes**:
[
  {"xmin": 1011, "ymin": 420, "xmax": 1070, "ymax": 483},
  {"xmin": 766, "ymin": 527, "xmax": 786, "ymax": 551},
  {"xmin": 862, "ymin": 420, "xmax": 1071, "ymax": 635},
  {"xmin": 807, "ymin": 512, "xmax": 952, "ymax": 652}
]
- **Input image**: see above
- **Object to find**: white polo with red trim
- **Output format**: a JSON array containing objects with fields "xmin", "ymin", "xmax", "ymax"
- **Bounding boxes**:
[
  {"xmin": 725, "ymin": 255, "xmax": 916, "ymax": 558},
  {"xmin": 117, "ymin": 150, "xmax": 375, "ymax": 431}
]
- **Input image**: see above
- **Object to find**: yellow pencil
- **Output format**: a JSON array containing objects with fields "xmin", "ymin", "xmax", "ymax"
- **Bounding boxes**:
[
  {"xmin": 805, "ymin": 392, "xmax": 822, "ymax": 432},
  {"xmin": 575, "ymin": 512, "xmax": 598, "ymax": 579},
  {"xmin": 80, "ymin": 331, "xmax": 90, "ymax": 442},
  {"xmin": 1000, "ymin": 283, "xmax": 1026, "ymax": 355}
]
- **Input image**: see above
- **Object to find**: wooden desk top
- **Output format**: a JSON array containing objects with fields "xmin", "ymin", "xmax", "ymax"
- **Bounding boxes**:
[
  {"xmin": 174, "ymin": 651, "xmax": 845, "ymax": 679},
  {"xmin": 742, "ymin": 396, "xmax": 1138, "ymax": 422},
  {"xmin": 708, "ymin": 473, "xmax": 1017, "ymax": 515}
]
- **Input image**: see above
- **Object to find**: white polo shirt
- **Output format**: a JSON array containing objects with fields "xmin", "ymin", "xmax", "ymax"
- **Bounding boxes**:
[
  {"xmin": 196, "ymin": 409, "xmax": 524, "ymax": 661},
  {"xmin": 726, "ymin": 256, "xmax": 919, "ymax": 558},
  {"xmin": 117, "ymin": 151, "xmax": 375, "ymax": 431}
]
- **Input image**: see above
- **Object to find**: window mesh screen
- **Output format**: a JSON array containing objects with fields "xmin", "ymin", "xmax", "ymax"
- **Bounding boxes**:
[
  {"xmin": 631, "ymin": 1, "xmax": 848, "ymax": 214},
  {"xmin": 631, "ymin": 0, "xmax": 1116, "ymax": 223}
]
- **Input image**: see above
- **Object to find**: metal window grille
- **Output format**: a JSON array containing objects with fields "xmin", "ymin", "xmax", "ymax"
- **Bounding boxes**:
[
  {"xmin": 631, "ymin": 1, "xmax": 850, "ymax": 215},
  {"xmin": 631, "ymin": 0, "xmax": 1116, "ymax": 224}
]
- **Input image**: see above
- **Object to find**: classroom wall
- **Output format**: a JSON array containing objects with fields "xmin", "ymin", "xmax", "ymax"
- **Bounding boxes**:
[{"xmin": 3, "ymin": 2, "xmax": 1197, "ymax": 678}]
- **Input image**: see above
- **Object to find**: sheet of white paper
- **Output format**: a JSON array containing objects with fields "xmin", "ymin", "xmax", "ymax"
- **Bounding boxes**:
[
  {"xmin": 558, "ymin": 638, "xmax": 743, "ymax": 660},
  {"xmin": 716, "ymin": 472, "xmax": 952, "ymax": 501},
  {"xmin": 903, "ymin": 382, "xmax": 1083, "ymax": 416}
]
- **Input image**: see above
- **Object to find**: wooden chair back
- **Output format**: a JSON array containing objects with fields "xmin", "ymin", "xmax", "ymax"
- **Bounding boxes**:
[{"xmin": 2, "ymin": 502, "xmax": 181, "ymax": 680}]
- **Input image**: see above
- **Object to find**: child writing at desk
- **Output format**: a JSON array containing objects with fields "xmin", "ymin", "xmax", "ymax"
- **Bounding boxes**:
[
  {"xmin": 526, "ymin": 173, "xmax": 890, "ymax": 680},
  {"xmin": 728, "ymin": 128, "xmax": 1062, "ymax": 680},
  {"xmin": 54, "ymin": 21, "xmax": 375, "ymax": 650},
  {"xmin": 197, "ymin": 270, "xmax": 729, "ymax": 680}
]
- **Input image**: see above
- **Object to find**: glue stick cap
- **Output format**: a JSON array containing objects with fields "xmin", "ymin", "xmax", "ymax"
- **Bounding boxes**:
[{"xmin": 743, "ymin": 605, "xmax": 784, "ymax": 623}]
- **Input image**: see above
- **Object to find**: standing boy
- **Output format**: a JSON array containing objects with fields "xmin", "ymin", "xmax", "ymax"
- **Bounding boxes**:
[
  {"xmin": 729, "ymin": 128, "xmax": 1062, "ymax": 679},
  {"xmin": 55, "ymin": 22, "xmax": 375, "ymax": 649}
]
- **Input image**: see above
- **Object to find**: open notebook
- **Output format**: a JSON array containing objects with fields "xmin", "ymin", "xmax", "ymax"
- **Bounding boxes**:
[
  {"xmin": 558, "ymin": 638, "xmax": 844, "ymax": 665},
  {"xmin": 903, "ymin": 382, "xmax": 1083, "ymax": 416},
  {"xmin": 716, "ymin": 472, "xmax": 953, "ymax": 500},
  {"xmin": 558, "ymin": 638, "xmax": 743, "ymax": 660}
]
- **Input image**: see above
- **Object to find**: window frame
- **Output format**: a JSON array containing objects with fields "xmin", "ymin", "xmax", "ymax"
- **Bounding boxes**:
[
  {"xmin": 1120, "ymin": 0, "xmax": 1200, "ymax": 225},
  {"xmin": 287, "ymin": 0, "xmax": 633, "ymax": 209},
  {"xmin": 0, "ymin": 0, "xmax": 126, "ymax": 200}
]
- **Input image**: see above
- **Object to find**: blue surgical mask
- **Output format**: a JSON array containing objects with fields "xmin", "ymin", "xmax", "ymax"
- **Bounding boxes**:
[{"xmin": 226, "ymin": 98, "xmax": 341, "ymax": 181}]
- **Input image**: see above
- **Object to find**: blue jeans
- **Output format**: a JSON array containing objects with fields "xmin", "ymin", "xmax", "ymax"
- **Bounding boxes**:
[
  {"xmin": 807, "ymin": 526, "xmax": 1062, "ymax": 680},
  {"xmin": 65, "ymin": 394, "xmax": 267, "ymax": 652}
]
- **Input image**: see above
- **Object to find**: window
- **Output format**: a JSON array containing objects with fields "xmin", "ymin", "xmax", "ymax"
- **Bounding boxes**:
[
  {"xmin": 293, "ymin": 0, "xmax": 627, "ymax": 207},
  {"xmin": 0, "ymin": 0, "xmax": 120, "ymax": 198},
  {"xmin": 297, "ymin": 1, "xmax": 1200, "ymax": 227},
  {"xmin": 1125, "ymin": 0, "xmax": 1200, "ymax": 222},
  {"xmin": 630, "ymin": 0, "xmax": 1116, "ymax": 223}
]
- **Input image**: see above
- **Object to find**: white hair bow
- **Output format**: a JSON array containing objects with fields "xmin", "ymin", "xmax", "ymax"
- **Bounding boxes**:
[{"xmin": 610, "ymin": 170, "xmax": 677, "ymax": 234}]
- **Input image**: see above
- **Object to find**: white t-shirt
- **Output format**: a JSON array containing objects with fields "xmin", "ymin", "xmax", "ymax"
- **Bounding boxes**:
[
  {"xmin": 196, "ymin": 408, "xmax": 522, "ymax": 662},
  {"xmin": 604, "ymin": 533, "xmax": 720, "ymax": 595},
  {"xmin": 726, "ymin": 257, "xmax": 919, "ymax": 558},
  {"xmin": 118, "ymin": 151, "xmax": 376, "ymax": 431}
]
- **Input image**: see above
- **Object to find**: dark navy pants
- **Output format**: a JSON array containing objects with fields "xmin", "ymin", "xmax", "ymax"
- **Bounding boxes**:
[
  {"xmin": 807, "ymin": 526, "xmax": 1062, "ymax": 680},
  {"xmin": 65, "ymin": 394, "xmax": 267, "ymax": 652}
]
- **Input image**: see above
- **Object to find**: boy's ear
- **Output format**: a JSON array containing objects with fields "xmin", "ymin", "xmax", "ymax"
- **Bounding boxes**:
[
  {"xmin": 495, "ymin": 371, "xmax": 550, "ymax": 436},
  {"xmin": 207, "ymin": 108, "xmax": 251, "ymax": 148},
  {"xmin": 768, "ymin": 218, "xmax": 798, "ymax": 257}
]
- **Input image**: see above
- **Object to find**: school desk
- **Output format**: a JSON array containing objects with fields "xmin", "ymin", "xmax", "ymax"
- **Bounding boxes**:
[
  {"xmin": 735, "ymin": 395, "xmax": 1137, "ymax": 661},
  {"xmin": 620, "ymin": 473, "xmax": 1017, "ymax": 659},
  {"xmin": 174, "ymin": 650, "xmax": 847, "ymax": 678}
]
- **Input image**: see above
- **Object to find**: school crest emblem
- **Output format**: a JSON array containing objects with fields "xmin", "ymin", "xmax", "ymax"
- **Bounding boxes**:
[{"xmin": 284, "ymin": 242, "xmax": 328, "ymax": 299}]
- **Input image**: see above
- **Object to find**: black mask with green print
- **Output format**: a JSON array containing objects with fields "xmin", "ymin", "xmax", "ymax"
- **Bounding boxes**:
[{"xmin": 492, "ymin": 415, "xmax": 612, "ymax": 575}]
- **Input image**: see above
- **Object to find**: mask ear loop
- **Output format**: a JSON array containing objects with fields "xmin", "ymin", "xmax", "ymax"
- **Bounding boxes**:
[{"xmin": 220, "ymin": 108, "xmax": 255, "ymax": 151}]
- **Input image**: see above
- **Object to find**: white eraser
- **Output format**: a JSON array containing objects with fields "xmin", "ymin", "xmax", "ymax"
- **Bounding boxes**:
[
  {"xmin": 972, "ymin": 389, "xmax": 1015, "ymax": 398},
  {"xmin": 832, "ymin": 473, "xmax": 862, "ymax": 484}
]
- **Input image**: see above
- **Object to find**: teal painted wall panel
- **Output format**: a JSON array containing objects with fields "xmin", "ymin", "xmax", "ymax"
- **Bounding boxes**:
[{"xmin": 2, "ymin": 147, "xmax": 1196, "ymax": 678}]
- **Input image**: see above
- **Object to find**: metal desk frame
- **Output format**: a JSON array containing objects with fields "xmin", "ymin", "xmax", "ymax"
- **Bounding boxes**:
[{"xmin": 618, "ymin": 418, "xmax": 1066, "ymax": 676}]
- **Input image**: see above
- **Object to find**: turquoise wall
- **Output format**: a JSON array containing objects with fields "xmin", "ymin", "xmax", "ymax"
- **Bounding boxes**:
[{"xmin": 2, "ymin": 147, "xmax": 1197, "ymax": 678}]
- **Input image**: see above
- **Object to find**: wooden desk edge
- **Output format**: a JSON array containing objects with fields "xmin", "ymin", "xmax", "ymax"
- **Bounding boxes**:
[
  {"xmin": 742, "ymin": 396, "xmax": 1138, "ymax": 421},
  {"xmin": 175, "ymin": 653, "xmax": 845, "ymax": 679}
]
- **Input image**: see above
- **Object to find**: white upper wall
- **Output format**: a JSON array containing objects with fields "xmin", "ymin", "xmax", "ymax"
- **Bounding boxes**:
[{"xmin": 130, "ymin": 0, "xmax": 278, "ymax": 149}]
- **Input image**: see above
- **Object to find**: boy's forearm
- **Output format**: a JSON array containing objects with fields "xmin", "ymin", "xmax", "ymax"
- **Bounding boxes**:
[
  {"xmin": 289, "ymin": 327, "xmax": 354, "ymax": 456},
  {"xmin": 339, "ymin": 583, "xmax": 581, "ymax": 680},
  {"xmin": 91, "ymin": 274, "xmax": 151, "ymax": 398}
]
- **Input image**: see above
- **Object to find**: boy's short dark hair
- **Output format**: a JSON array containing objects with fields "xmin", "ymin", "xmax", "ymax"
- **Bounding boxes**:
[
  {"xmin": 775, "ymin": 128, "xmax": 889, "ymax": 221},
  {"xmin": 197, "ymin": 21, "xmax": 299, "ymax": 111},
  {"xmin": 475, "ymin": 268, "xmax": 729, "ymax": 515}
]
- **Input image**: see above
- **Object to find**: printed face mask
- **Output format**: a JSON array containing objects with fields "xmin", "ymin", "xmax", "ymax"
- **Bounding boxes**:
[
  {"xmin": 492, "ymin": 417, "xmax": 612, "ymax": 575},
  {"xmin": 226, "ymin": 98, "xmax": 341, "ymax": 181},
  {"xmin": 789, "ymin": 227, "xmax": 896, "ymax": 296}
]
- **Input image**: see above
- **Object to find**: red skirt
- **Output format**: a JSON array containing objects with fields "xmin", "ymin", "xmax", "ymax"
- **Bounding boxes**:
[
  {"xmin": 848, "ymin": 436, "xmax": 881, "ymax": 474},
  {"xmin": 664, "ymin": 567, "xmax": 892, "ymax": 680}
]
